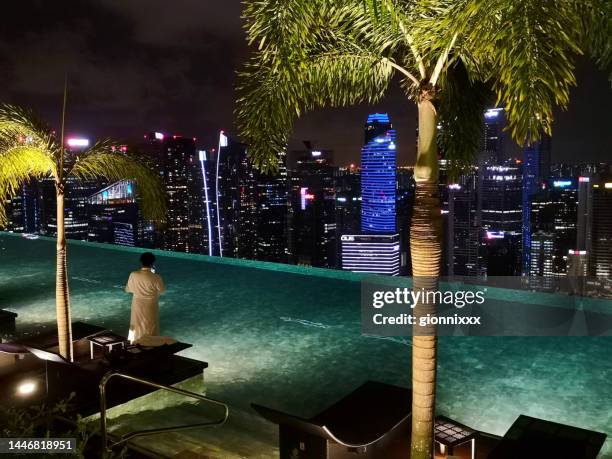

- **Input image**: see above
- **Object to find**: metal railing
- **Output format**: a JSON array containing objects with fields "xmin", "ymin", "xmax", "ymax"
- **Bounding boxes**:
[{"xmin": 99, "ymin": 371, "xmax": 229, "ymax": 452}]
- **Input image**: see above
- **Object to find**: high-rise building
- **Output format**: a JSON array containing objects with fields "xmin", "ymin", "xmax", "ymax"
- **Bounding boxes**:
[
  {"xmin": 478, "ymin": 163, "xmax": 523, "ymax": 233},
  {"xmin": 480, "ymin": 108, "xmax": 507, "ymax": 164},
  {"xmin": 341, "ymin": 233, "xmax": 400, "ymax": 275},
  {"xmin": 447, "ymin": 176, "xmax": 483, "ymax": 277},
  {"xmin": 341, "ymin": 113, "xmax": 400, "ymax": 276},
  {"xmin": 288, "ymin": 148, "xmax": 337, "ymax": 267},
  {"xmin": 253, "ymin": 151, "xmax": 289, "ymax": 263},
  {"xmin": 529, "ymin": 178, "xmax": 578, "ymax": 276},
  {"xmin": 87, "ymin": 180, "xmax": 153, "ymax": 247},
  {"xmin": 576, "ymin": 176, "xmax": 593, "ymax": 257},
  {"xmin": 161, "ymin": 136, "xmax": 204, "ymax": 253},
  {"xmin": 215, "ymin": 132, "xmax": 248, "ymax": 258},
  {"xmin": 590, "ymin": 180, "xmax": 612, "ymax": 277},
  {"xmin": 361, "ymin": 113, "xmax": 397, "ymax": 234},
  {"xmin": 522, "ymin": 136, "xmax": 552, "ymax": 273}
]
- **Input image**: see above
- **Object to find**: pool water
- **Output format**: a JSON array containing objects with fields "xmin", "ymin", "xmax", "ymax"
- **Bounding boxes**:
[{"xmin": 1, "ymin": 233, "xmax": 611, "ymax": 458}]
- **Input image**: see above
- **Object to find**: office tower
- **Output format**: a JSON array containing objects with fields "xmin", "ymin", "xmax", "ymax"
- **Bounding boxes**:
[
  {"xmin": 253, "ymin": 151, "xmax": 289, "ymax": 263},
  {"xmin": 341, "ymin": 113, "xmax": 400, "ymax": 276},
  {"xmin": 529, "ymin": 178, "xmax": 578, "ymax": 276},
  {"xmin": 527, "ymin": 231, "xmax": 556, "ymax": 290},
  {"xmin": 396, "ymin": 167, "xmax": 415, "ymax": 275},
  {"xmin": 42, "ymin": 139, "xmax": 103, "ymax": 240},
  {"xmin": 87, "ymin": 180, "xmax": 151, "ymax": 247},
  {"xmin": 479, "ymin": 163, "xmax": 523, "ymax": 233},
  {"xmin": 482, "ymin": 230, "xmax": 522, "ymax": 276},
  {"xmin": 480, "ymin": 108, "xmax": 507, "ymax": 164},
  {"xmin": 288, "ymin": 148, "xmax": 337, "ymax": 267},
  {"xmin": 161, "ymin": 136, "xmax": 204, "ymax": 253},
  {"xmin": 576, "ymin": 176, "xmax": 593, "ymax": 257},
  {"xmin": 335, "ymin": 166, "xmax": 361, "ymax": 233},
  {"xmin": 340, "ymin": 234, "xmax": 401, "ymax": 275},
  {"xmin": 447, "ymin": 174, "xmax": 483, "ymax": 277},
  {"xmin": 590, "ymin": 180, "xmax": 612, "ymax": 277},
  {"xmin": 334, "ymin": 165, "xmax": 361, "ymax": 265},
  {"xmin": 361, "ymin": 113, "xmax": 397, "ymax": 233},
  {"xmin": 214, "ymin": 131, "xmax": 263, "ymax": 259},
  {"xmin": 522, "ymin": 136, "xmax": 552, "ymax": 273},
  {"xmin": 197, "ymin": 149, "xmax": 215, "ymax": 256}
]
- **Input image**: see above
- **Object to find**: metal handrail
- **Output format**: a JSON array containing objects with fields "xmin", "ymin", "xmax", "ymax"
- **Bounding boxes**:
[{"xmin": 99, "ymin": 371, "xmax": 229, "ymax": 452}]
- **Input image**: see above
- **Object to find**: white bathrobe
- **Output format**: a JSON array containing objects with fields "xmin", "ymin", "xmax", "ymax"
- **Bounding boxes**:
[{"xmin": 125, "ymin": 267, "xmax": 166, "ymax": 343}]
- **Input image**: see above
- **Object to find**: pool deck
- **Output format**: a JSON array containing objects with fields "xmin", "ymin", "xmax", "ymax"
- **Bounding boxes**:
[{"xmin": 0, "ymin": 321, "xmax": 208, "ymax": 418}]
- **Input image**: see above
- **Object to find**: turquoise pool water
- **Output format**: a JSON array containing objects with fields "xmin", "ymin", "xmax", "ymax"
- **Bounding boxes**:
[{"xmin": 1, "ymin": 233, "xmax": 611, "ymax": 457}]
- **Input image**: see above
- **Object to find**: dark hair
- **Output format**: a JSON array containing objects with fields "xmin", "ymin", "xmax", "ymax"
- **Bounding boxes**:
[{"xmin": 140, "ymin": 252, "xmax": 156, "ymax": 267}]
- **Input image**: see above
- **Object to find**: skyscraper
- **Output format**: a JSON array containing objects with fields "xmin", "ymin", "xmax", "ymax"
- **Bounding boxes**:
[
  {"xmin": 342, "ymin": 113, "xmax": 400, "ymax": 276},
  {"xmin": 161, "ymin": 136, "xmax": 203, "ymax": 253},
  {"xmin": 590, "ymin": 180, "xmax": 612, "ymax": 277},
  {"xmin": 288, "ymin": 148, "xmax": 337, "ymax": 267},
  {"xmin": 360, "ymin": 113, "xmax": 397, "ymax": 234},
  {"xmin": 480, "ymin": 108, "xmax": 507, "ymax": 164},
  {"xmin": 522, "ymin": 136, "xmax": 552, "ymax": 273},
  {"xmin": 87, "ymin": 180, "xmax": 151, "ymax": 247},
  {"xmin": 253, "ymin": 151, "xmax": 289, "ymax": 263},
  {"xmin": 447, "ymin": 175, "xmax": 483, "ymax": 277}
]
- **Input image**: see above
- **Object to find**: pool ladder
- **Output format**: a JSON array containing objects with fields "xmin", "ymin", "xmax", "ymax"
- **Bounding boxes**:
[{"xmin": 99, "ymin": 371, "xmax": 229, "ymax": 453}]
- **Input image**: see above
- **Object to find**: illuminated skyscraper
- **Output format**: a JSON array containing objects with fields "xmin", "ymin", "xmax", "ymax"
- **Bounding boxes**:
[
  {"xmin": 160, "ymin": 136, "xmax": 204, "ymax": 253},
  {"xmin": 590, "ymin": 180, "xmax": 612, "ymax": 277},
  {"xmin": 480, "ymin": 108, "xmax": 507, "ymax": 164},
  {"xmin": 341, "ymin": 234, "xmax": 400, "ymax": 275},
  {"xmin": 522, "ymin": 136, "xmax": 552, "ymax": 273},
  {"xmin": 361, "ymin": 113, "xmax": 397, "ymax": 233},
  {"xmin": 341, "ymin": 114, "xmax": 400, "ymax": 275},
  {"xmin": 288, "ymin": 148, "xmax": 337, "ymax": 267},
  {"xmin": 87, "ymin": 180, "xmax": 152, "ymax": 247}
]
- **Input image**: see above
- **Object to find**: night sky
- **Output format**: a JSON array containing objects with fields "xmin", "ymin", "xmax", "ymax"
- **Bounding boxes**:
[{"xmin": 0, "ymin": 0, "xmax": 610, "ymax": 166}]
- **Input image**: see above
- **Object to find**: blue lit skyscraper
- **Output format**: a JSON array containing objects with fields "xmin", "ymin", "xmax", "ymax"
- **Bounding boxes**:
[
  {"xmin": 342, "ymin": 113, "xmax": 400, "ymax": 276},
  {"xmin": 360, "ymin": 113, "xmax": 397, "ymax": 233}
]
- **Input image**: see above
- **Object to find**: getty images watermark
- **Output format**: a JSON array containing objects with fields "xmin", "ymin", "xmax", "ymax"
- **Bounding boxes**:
[
  {"xmin": 371, "ymin": 288, "xmax": 485, "ymax": 327},
  {"xmin": 360, "ymin": 277, "xmax": 612, "ymax": 336}
]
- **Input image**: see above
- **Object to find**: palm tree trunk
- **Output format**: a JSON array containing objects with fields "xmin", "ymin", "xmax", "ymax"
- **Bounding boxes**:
[
  {"xmin": 55, "ymin": 186, "xmax": 73, "ymax": 361},
  {"xmin": 410, "ymin": 87, "xmax": 442, "ymax": 459}
]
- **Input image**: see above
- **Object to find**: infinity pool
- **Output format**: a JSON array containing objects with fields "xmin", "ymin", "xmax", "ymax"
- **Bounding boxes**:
[{"xmin": 1, "ymin": 233, "xmax": 611, "ymax": 458}]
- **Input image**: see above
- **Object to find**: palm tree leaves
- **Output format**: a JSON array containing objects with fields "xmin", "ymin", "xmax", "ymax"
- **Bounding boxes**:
[
  {"xmin": 436, "ymin": 61, "xmax": 493, "ymax": 181},
  {"xmin": 237, "ymin": 0, "xmax": 407, "ymax": 172},
  {"xmin": 0, "ymin": 103, "xmax": 59, "ymax": 226},
  {"xmin": 0, "ymin": 104, "xmax": 58, "ymax": 155},
  {"xmin": 69, "ymin": 149, "xmax": 166, "ymax": 222},
  {"xmin": 0, "ymin": 143, "xmax": 56, "ymax": 226}
]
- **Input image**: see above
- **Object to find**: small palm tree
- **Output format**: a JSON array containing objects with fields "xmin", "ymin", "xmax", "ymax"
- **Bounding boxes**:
[
  {"xmin": 0, "ymin": 102, "xmax": 166, "ymax": 361},
  {"xmin": 236, "ymin": 1, "xmax": 610, "ymax": 457}
]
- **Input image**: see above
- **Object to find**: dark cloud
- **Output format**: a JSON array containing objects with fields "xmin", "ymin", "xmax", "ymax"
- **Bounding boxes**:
[{"xmin": 0, "ymin": 1, "xmax": 609, "ymax": 166}]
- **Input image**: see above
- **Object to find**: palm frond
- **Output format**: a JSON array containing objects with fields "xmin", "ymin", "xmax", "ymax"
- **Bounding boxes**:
[
  {"xmin": 436, "ymin": 61, "xmax": 493, "ymax": 181},
  {"xmin": 0, "ymin": 140, "xmax": 56, "ymax": 226},
  {"xmin": 69, "ymin": 149, "xmax": 166, "ymax": 222},
  {"xmin": 237, "ymin": 0, "xmax": 402, "ymax": 172},
  {"xmin": 0, "ymin": 104, "xmax": 59, "ymax": 154},
  {"xmin": 444, "ymin": 0, "xmax": 586, "ymax": 145},
  {"xmin": 580, "ymin": 0, "xmax": 612, "ymax": 79}
]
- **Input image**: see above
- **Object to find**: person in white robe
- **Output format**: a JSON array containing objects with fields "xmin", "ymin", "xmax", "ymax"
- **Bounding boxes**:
[{"xmin": 125, "ymin": 252, "xmax": 166, "ymax": 343}]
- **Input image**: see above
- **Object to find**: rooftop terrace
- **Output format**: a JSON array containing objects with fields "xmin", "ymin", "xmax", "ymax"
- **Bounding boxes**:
[{"xmin": 1, "ymin": 232, "xmax": 611, "ymax": 457}]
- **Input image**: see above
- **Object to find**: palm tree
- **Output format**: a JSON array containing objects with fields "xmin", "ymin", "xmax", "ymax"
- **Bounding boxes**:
[
  {"xmin": 0, "ymin": 102, "xmax": 166, "ymax": 362},
  {"xmin": 236, "ymin": 1, "xmax": 610, "ymax": 457}
]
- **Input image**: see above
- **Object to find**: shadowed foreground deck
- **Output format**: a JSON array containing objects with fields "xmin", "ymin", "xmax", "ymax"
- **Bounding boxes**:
[{"xmin": 0, "ymin": 321, "xmax": 207, "ymax": 418}]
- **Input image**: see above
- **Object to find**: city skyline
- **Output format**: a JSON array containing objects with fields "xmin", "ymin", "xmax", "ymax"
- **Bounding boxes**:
[{"xmin": 0, "ymin": 0, "xmax": 610, "ymax": 166}]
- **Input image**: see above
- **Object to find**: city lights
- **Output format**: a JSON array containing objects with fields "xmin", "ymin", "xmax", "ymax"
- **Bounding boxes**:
[{"xmin": 66, "ymin": 138, "xmax": 89, "ymax": 147}]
